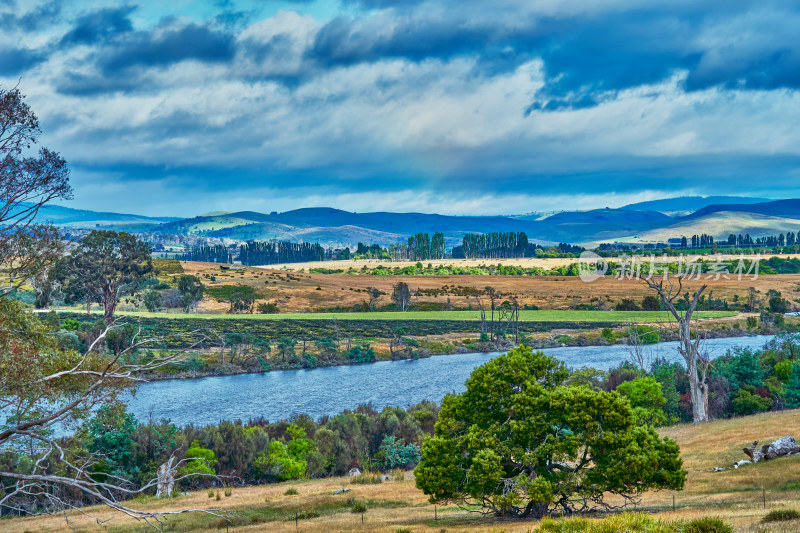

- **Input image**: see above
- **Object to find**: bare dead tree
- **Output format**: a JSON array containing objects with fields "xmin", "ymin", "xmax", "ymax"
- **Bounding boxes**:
[
  {"xmin": 641, "ymin": 275, "xmax": 710, "ymax": 422},
  {"xmin": 625, "ymin": 321, "xmax": 652, "ymax": 372}
]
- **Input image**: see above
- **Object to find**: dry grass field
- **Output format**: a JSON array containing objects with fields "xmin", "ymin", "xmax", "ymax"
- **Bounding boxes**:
[
  {"xmin": 255, "ymin": 255, "xmax": 800, "ymax": 273},
  {"xmin": 177, "ymin": 260, "xmax": 800, "ymax": 314},
  {"xmin": 6, "ymin": 410, "xmax": 800, "ymax": 533}
]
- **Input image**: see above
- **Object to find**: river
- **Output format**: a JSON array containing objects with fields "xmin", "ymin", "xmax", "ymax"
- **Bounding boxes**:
[{"xmin": 126, "ymin": 335, "xmax": 776, "ymax": 427}]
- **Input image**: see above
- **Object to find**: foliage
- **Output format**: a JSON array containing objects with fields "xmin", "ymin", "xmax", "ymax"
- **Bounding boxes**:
[
  {"xmin": 85, "ymin": 405, "xmax": 139, "ymax": 481},
  {"xmin": 284, "ymin": 487, "xmax": 299, "ymax": 495},
  {"xmin": 58, "ymin": 230, "xmax": 153, "ymax": 324},
  {"xmin": 257, "ymin": 302, "xmax": 279, "ymax": 314},
  {"xmin": 177, "ymin": 440, "xmax": 217, "ymax": 482},
  {"xmin": 345, "ymin": 343, "xmax": 376, "ymax": 363},
  {"xmin": 254, "ymin": 424, "xmax": 312, "ymax": 481},
  {"xmin": 414, "ymin": 346, "xmax": 685, "ymax": 518},
  {"xmin": 762, "ymin": 508, "xmax": 800, "ymax": 522},
  {"xmin": 350, "ymin": 500, "xmax": 367, "ymax": 513},
  {"xmin": 731, "ymin": 389, "xmax": 772, "ymax": 415},
  {"xmin": 0, "ymin": 87, "xmax": 71, "ymax": 295},
  {"xmin": 683, "ymin": 516, "xmax": 733, "ymax": 533},
  {"xmin": 784, "ymin": 362, "xmax": 800, "ymax": 408},
  {"xmin": 176, "ymin": 275, "xmax": 204, "ymax": 311},
  {"xmin": 350, "ymin": 473, "xmax": 383, "ymax": 484},
  {"xmin": 375, "ymin": 436, "xmax": 421, "ymax": 470},
  {"xmin": 617, "ymin": 377, "xmax": 676, "ymax": 426}
]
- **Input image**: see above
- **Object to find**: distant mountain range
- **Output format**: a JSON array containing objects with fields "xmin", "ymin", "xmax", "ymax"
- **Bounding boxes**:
[
  {"xmin": 38, "ymin": 196, "xmax": 800, "ymax": 247},
  {"xmin": 622, "ymin": 196, "xmax": 771, "ymax": 216},
  {"xmin": 33, "ymin": 203, "xmax": 178, "ymax": 230}
]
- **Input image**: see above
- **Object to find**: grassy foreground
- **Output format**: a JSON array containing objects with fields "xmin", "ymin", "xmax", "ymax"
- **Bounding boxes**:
[
  {"xmin": 106, "ymin": 309, "xmax": 736, "ymax": 323},
  {"xmin": 5, "ymin": 409, "xmax": 800, "ymax": 532}
]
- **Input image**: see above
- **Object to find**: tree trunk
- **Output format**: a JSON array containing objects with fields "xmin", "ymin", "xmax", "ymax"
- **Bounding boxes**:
[{"xmin": 644, "ymin": 278, "xmax": 709, "ymax": 423}]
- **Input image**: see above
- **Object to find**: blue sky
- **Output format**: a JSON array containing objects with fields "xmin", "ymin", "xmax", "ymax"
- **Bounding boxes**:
[{"xmin": 2, "ymin": 0, "xmax": 800, "ymax": 216}]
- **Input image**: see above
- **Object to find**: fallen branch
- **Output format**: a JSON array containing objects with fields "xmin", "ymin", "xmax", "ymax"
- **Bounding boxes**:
[{"xmin": 716, "ymin": 436, "xmax": 800, "ymax": 470}]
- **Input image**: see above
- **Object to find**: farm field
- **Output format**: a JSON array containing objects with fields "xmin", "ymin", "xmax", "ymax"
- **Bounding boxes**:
[
  {"xmin": 112, "ymin": 309, "xmax": 737, "ymax": 322},
  {"xmin": 6, "ymin": 409, "xmax": 800, "ymax": 533},
  {"xmin": 251, "ymin": 253, "xmax": 800, "ymax": 272},
  {"xmin": 175, "ymin": 261, "xmax": 800, "ymax": 314}
]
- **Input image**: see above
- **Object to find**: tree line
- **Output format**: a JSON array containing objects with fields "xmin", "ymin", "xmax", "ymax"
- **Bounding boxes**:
[{"xmin": 237, "ymin": 241, "xmax": 326, "ymax": 265}]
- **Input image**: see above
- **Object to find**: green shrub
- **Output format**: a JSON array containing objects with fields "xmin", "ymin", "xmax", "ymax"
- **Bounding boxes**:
[
  {"xmin": 292, "ymin": 510, "xmax": 320, "ymax": 520},
  {"xmin": 762, "ymin": 508, "xmax": 800, "ymax": 522},
  {"xmin": 224, "ymin": 486, "xmax": 232, "ymax": 497},
  {"xmin": 350, "ymin": 473, "xmax": 382, "ymax": 484},
  {"xmin": 350, "ymin": 501, "xmax": 367, "ymax": 513},
  {"xmin": 775, "ymin": 360, "xmax": 793, "ymax": 381},
  {"xmin": 284, "ymin": 487, "xmax": 299, "ymax": 495},
  {"xmin": 207, "ymin": 488, "xmax": 214, "ymax": 498},
  {"xmin": 731, "ymin": 389, "xmax": 772, "ymax": 415},
  {"xmin": 682, "ymin": 516, "xmax": 733, "ymax": 533}
]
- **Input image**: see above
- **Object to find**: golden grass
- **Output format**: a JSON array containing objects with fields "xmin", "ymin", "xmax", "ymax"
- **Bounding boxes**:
[
  {"xmin": 177, "ymin": 260, "xmax": 800, "ymax": 314},
  {"xmin": 6, "ymin": 410, "xmax": 800, "ymax": 532}
]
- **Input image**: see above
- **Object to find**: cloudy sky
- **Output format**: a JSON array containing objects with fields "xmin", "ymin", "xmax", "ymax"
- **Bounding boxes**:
[{"xmin": 3, "ymin": 0, "xmax": 800, "ymax": 216}]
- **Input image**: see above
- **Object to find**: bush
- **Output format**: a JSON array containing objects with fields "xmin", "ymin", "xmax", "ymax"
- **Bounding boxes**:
[
  {"xmin": 345, "ymin": 344, "xmax": 375, "ymax": 363},
  {"xmin": 284, "ymin": 487, "xmax": 299, "ymax": 495},
  {"xmin": 683, "ymin": 516, "xmax": 733, "ymax": 533},
  {"xmin": 257, "ymin": 302, "xmax": 279, "ymax": 314},
  {"xmin": 350, "ymin": 501, "xmax": 367, "ymax": 513},
  {"xmin": 292, "ymin": 510, "xmax": 320, "ymax": 520},
  {"xmin": 762, "ymin": 508, "xmax": 800, "ymax": 522},
  {"xmin": 731, "ymin": 389, "xmax": 772, "ymax": 415},
  {"xmin": 350, "ymin": 473, "xmax": 382, "ymax": 484}
]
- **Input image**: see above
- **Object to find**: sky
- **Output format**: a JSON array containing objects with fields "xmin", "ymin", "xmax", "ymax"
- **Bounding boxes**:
[{"xmin": 2, "ymin": 0, "xmax": 800, "ymax": 217}]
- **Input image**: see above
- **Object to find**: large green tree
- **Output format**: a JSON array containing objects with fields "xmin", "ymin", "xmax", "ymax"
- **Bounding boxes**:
[
  {"xmin": 60, "ymin": 230, "xmax": 153, "ymax": 325},
  {"xmin": 414, "ymin": 346, "xmax": 685, "ymax": 518}
]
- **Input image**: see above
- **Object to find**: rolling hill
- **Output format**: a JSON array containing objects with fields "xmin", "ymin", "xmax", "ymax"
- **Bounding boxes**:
[
  {"xmin": 601, "ymin": 211, "xmax": 800, "ymax": 245},
  {"xmin": 681, "ymin": 199, "xmax": 800, "ymax": 221},
  {"xmin": 30, "ymin": 196, "xmax": 800, "ymax": 247},
  {"xmin": 31, "ymin": 203, "xmax": 177, "ymax": 230},
  {"xmin": 623, "ymin": 196, "xmax": 770, "ymax": 215}
]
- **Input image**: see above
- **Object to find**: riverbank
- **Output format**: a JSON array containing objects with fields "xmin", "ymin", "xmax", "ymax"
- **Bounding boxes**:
[{"xmin": 137, "ymin": 321, "xmax": 767, "ymax": 382}]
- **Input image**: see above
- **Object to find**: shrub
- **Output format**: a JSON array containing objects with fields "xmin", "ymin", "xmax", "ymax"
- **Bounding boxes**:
[
  {"xmin": 284, "ymin": 487, "xmax": 299, "ymax": 495},
  {"xmin": 731, "ymin": 389, "xmax": 772, "ymax": 415},
  {"xmin": 683, "ymin": 516, "xmax": 733, "ymax": 533},
  {"xmin": 345, "ymin": 344, "xmax": 375, "ymax": 363},
  {"xmin": 350, "ymin": 501, "xmax": 367, "ymax": 513},
  {"xmin": 350, "ymin": 474, "xmax": 382, "ymax": 484},
  {"xmin": 224, "ymin": 486, "xmax": 232, "ymax": 497},
  {"xmin": 257, "ymin": 302, "xmax": 279, "ymax": 314},
  {"xmin": 292, "ymin": 510, "xmax": 320, "ymax": 520},
  {"xmin": 762, "ymin": 509, "xmax": 800, "ymax": 522},
  {"xmin": 207, "ymin": 488, "xmax": 214, "ymax": 498}
]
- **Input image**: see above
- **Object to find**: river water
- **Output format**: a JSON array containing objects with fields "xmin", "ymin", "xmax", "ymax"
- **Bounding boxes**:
[{"xmin": 126, "ymin": 335, "xmax": 775, "ymax": 427}]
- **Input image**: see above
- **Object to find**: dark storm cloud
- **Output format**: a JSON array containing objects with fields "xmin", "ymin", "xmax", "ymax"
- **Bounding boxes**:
[
  {"xmin": 0, "ymin": 46, "xmax": 44, "ymax": 75},
  {"xmin": 0, "ymin": 0, "xmax": 61, "ymax": 32},
  {"xmin": 301, "ymin": 2, "xmax": 800, "ymax": 106},
  {"xmin": 60, "ymin": 6, "xmax": 135, "ymax": 46},
  {"xmin": 98, "ymin": 22, "xmax": 236, "ymax": 74}
]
